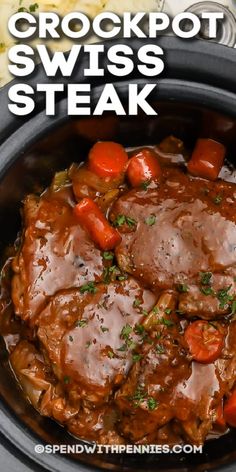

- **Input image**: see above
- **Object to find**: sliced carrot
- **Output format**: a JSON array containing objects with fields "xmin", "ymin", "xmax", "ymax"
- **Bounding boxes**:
[
  {"xmin": 184, "ymin": 320, "xmax": 224, "ymax": 364},
  {"xmin": 74, "ymin": 198, "xmax": 121, "ymax": 251},
  {"xmin": 127, "ymin": 149, "xmax": 161, "ymax": 187},
  {"xmin": 88, "ymin": 141, "xmax": 128, "ymax": 178},
  {"xmin": 187, "ymin": 138, "xmax": 226, "ymax": 181},
  {"xmin": 224, "ymin": 389, "xmax": 236, "ymax": 428}
]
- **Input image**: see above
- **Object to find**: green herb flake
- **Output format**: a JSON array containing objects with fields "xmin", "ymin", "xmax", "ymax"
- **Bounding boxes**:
[
  {"xmin": 103, "ymin": 251, "xmax": 114, "ymax": 261},
  {"xmin": 147, "ymin": 397, "xmax": 158, "ymax": 411},
  {"xmin": 131, "ymin": 386, "xmax": 147, "ymax": 406},
  {"xmin": 69, "ymin": 335, "xmax": 73, "ymax": 342},
  {"xmin": 156, "ymin": 344, "xmax": 165, "ymax": 354},
  {"xmin": 113, "ymin": 214, "xmax": 137, "ymax": 228},
  {"xmin": 145, "ymin": 215, "xmax": 156, "ymax": 226},
  {"xmin": 213, "ymin": 195, "xmax": 223, "ymax": 205},
  {"xmin": 76, "ymin": 319, "xmax": 88, "ymax": 328},
  {"xmin": 177, "ymin": 284, "xmax": 189, "ymax": 293},
  {"xmin": 120, "ymin": 324, "xmax": 132, "ymax": 340},
  {"xmin": 200, "ymin": 286, "xmax": 215, "ymax": 296},
  {"xmin": 86, "ymin": 341, "xmax": 92, "ymax": 349},
  {"xmin": 200, "ymin": 272, "xmax": 212, "ymax": 285},
  {"xmin": 80, "ymin": 282, "xmax": 97, "ymax": 294},
  {"xmin": 165, "ymin": 308, "xmax": 172, "ymax": 315},
  {"xmin": 134, "ymin": 324, "xmax": 145, "ymax": 335},
  {"xmin": 63, "ymin": 376, "xmax": 70, "ymax": 384},
  {"xmin": 132, "ymin": 353, "xmax": 142, "ymax": 363},
  {"xmin": 108, "ymin": 350, "xmax": 114, "ymax": 359},
  {"xmin": 133, "ymin": 298, "xmax": 142, "ymax": 308},
  {"xmin": 118, "ymin": 275, "xmax": 128, "ymax": 281},
  {"xmin": 141, "ymin": 180, "xmax": 151, "ymax": 190},
  {"xmin": 160, "ymin": 317, "xmax": 174, "ymax": 327},
  {"xmin": 117, "ymin": 344, "xmax": 127, "ymax": 352},
  {"xmin": 231, "ymin": 300, "xmax": 236, "ymax": 315},
  {"xmin": 217, "ymin": 286, "xmax": 233, "ymax": 309},
  {"xmin": 100, "ymin": 326, "xmax": 109, "ymax": 333},
  {"xmin": 113, "ymin": 215, "xmax": 126, "ymax": 227},
  {"xmin": 126, "ymin": 216, "xmax": 137, "ymax": 227}
]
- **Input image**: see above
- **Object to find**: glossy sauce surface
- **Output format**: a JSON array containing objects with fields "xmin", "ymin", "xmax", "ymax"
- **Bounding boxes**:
[{"xmin": 1, "ymin": 138, "xmax": 236, "ymax": 446}]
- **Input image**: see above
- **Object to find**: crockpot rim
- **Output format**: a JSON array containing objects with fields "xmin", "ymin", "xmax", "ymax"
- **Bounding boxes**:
[{"xmin": 0, "ymin": 35, "xmax": 236, "ymax": 143}]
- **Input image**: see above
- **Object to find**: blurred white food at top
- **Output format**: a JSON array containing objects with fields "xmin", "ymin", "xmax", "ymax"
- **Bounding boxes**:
[{"xmin": 0, "ymin": 0, "xmax": 163, "ymax": 87}]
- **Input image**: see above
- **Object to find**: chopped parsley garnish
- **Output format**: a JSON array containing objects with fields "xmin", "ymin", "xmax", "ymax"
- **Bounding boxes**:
[
  {"xmin": 113, "ymin": 214, "xmax": 126, "ymax": 226},
  {"xmin": 103, "ymin": 265, "xmax": 119, "ymax": 283},
  {"xmin": 76, "ymin": 319, "xmax": 88, "ymax": 328},
  {"xmin": 147, "ymin": 397, "xmax": 158, "ymax": 411},
  {"xmin": 108, "ymin": 351, "xmax": 114, "ymax": 359},
  {"xmin": 80, "ymin": 282, "xmax": 97, "ymax": 294},
  {"xmin": 231, "ymin": 300, "xmax": 236, "ymax": 315},
  {"xmin": 103, "ymin": 251, "xmax": 114, "ymax": 261},
  {"xmin": 165, "ymin": 308, "xmax": 172, "ymax": 315},
  {"xmin": 132, "ymin": 353, "xmax": 142, "ymax": 362},
  {"xmin": 213, "ymin": 195, "xmax": 223, "ymax": 205},
  {"xmin": 160, "ymin": 317, "xmax": 174, "ymax": 327},
  {"xmin": 131, "ymin": 386, "xmax": 147, "ymax": 406},
  {"xmin": 152, "ymin": 306, "xmax": 159, "ymax": 315},
  {"xmin": 177, "ymin": 284, "xmax": 189, "ymax": 293},
  {"xmin": 156, "ymin": 344, "xmax": 165, "ymax": 354},
  {"xmin": 142, "ymin": 309, "xmax": 148, "ymax": 316},
  {"xmin": 113, "ymin": 215, "xmax": 137, "ymax": 228},
  {"xmin": 200, "ymin": 272, "xmax": 212, "ymax": 285},
  {"xmin": 134, "ymin": 324, "xmax": 145, "ymax": 335},
  {"xmin": 133, "ymin": 298, "xmax": 142, "ymax": 308},
  {"xmin": 69, "ymin": 335, "xmax": 73, "ymax": 342},
  {"xmin": 145, "ymin": 215, "xmax": 156, "ymax": 226},
  {"xmin": 117, "ymin": 344, "xmax": 127, "ymax": 352},
  {"xmin": 86, "ymin": 341, "xmax": 92, "ymax": 348},
  {"xmin": 200, "ymin": 286, "xmax": 215, "ymax": 296},
  {"xmin": 118, "ymin": 274, "xmax": 128, "ymax": 281},
  {"xmin": 100, "ymin": 326, "xmax": 109, "ymax": 333},
  {"xmin": 63, "ymin": 376, "xmax": 70, "ymax": 384},
  {"xmin": 121, "ymin": 324, "xmax": 132, "ymax": 339},
  {"xmin": 126, "ymin": 216, "xmax": 137, "ymax": 227},
  {"xmin": 141, "ymin": 180, "xmax": 151, "ymax": 190},
  {"xmin": 217, "ymin": 286, "xmax": 233, "ymax": 309}
]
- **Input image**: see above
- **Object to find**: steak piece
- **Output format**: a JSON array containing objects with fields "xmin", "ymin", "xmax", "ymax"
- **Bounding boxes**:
[
  {"xmin": 37, "ymin": 278, "xmax": 156, "ymax": 407},
  {"xmin": 115, "ymin": 314, "xmax": 234, "ymax": 445},
  {"xmin": 112, "ymin": 167, "xmax": 236, "ymax": 291},
  {"xmin": 115, "ymin": 318, "xmax": 192, "ymax": 442},
  {"xmin": 178, "ymin": 274, "xmax": 236, "ymax": 320},
  {"xmin": 11, "ymin": 188, "xmax": 105, "ymax": 323},
  {"xmin": 10, "ymin": 340, "xmax": 79, "ymax": 423}
]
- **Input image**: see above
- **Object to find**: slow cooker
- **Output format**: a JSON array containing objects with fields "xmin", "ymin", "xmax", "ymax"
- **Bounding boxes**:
[{"xmin": 0, "ymin": 36, "xmax": 236, "ymax": 472}]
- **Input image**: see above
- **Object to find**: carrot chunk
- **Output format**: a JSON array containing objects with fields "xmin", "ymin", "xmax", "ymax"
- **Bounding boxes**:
[
  {"xmin": 74, "ymin": 198, "xmax": 121, "ymax": 251},
  {"xmin": 88, "ymin": 141, "xmax": 128, "ymax": 178},
  {"xmin": 184, "ymin": 320, "xmax": 224, "ymax": 364},
  {"xmin": 127, "ymin": 149, "xmax": 161, "ymax": 187},
  {"xmin": 187, "ymin": 138, "xmax": 226, "ymax": 181}
]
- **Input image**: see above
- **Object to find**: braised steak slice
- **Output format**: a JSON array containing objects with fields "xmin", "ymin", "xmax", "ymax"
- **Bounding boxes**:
[
  {"xmin": 11, "ymin": 188, "xmax": 105, "ymax": 323},
  {"xmin": 112, "ymin": 168, "xmax": 236, "ymax": 293},
  {"xmin": 37, "ymin": 278, "xmax": 156, "ymax": 407}
]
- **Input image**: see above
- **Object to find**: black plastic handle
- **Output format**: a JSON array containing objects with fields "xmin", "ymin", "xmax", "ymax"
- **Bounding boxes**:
[{"xmin": 0, "ymin": 36, "xmax": 236, "ymax": 143}]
